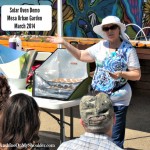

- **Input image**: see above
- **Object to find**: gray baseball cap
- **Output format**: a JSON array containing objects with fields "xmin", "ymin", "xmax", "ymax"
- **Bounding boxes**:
[{"xmin": 80, "ymin": 93, "xmax": 114, "ymax": 131}]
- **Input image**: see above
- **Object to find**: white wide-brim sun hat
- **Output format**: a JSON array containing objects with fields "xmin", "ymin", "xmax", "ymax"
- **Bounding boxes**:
[{"xmin": 93, "ymin": 16, "xmax": 129, "ymax": 41}]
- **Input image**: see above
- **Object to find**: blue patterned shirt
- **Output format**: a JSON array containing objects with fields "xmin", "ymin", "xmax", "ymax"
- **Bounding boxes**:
[
  {"xmin": 87, "ymin": 40, "xmax": 140, "ymax": 94},
  {"xmin": 86, "ymin": 40, "xmax": 140, "ymax": 106}
]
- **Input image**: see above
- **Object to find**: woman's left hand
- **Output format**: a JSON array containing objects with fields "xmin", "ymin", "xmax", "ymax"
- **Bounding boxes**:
[
  {"xmin": 109, "ymin": 69, "xmax": 141, "ymax": 81},
  {"xmin": 109, "ymin": 71, "xmax": 122, "ymax": 79}
]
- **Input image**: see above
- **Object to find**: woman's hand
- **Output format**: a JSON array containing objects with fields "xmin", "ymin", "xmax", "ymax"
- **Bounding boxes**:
[
  {"xmin": 109, "ymin": 69, "xmax": 141, "ymax": 81},
  {"xmin": 109, "ymin": 71, "xmax": 122, "ymax": 79},
  {"xmin": 47, "ymin": 34, "xmax": 95, "ymax": 62},
  {"xmin": 46, "ymin": 35, "xmax": 64, "ymax": 44}
]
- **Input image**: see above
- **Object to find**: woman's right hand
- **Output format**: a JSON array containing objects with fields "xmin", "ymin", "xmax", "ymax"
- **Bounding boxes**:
[{"xmin": 46, "ymin": 35, "xmax": 64, "ymax": 44}]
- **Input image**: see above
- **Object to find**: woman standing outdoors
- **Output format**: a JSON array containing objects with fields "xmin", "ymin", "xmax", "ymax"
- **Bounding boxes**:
[{"xmin": 47, "ymin": 16, "xmax": 141, "ymax": 148}]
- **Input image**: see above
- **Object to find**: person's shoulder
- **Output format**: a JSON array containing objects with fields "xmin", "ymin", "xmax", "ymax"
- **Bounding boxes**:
[
  {"xmin": 57, "ymin": 138, "xmax": 79, "ymax": 150},
  {"xmin": 99, "ymin": 39, "xmax": 107, "ymax": 44},
  {"xmin": 122, "ymin": 40, "xmax": 134, "ymax": 48},
  {"xmin": 121, "ymin": 40, "xmax": 135, "ymax": 53},
  {"xmin": 98, "ymin": 143, "xmax": 123, "ymax": 150},
  {"xmin": 92, "ymin": 39, "xmax": 108, "ymax": 49},
  {"xmin": 97, "ymin": 136, "xmax": 123, "ymax": 150}
]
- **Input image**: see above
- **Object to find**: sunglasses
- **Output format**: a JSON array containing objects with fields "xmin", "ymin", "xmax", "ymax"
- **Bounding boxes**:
[{"xmin": 102, "ymin": 25, "xmax": 118, "ymax": 32}]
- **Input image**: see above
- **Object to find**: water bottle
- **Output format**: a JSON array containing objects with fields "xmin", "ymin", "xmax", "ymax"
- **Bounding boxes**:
[
  {"xmin": 9, "ymin": 36, "xmax": 16, "ymax": 49},
  {"xmin": 16, "ymin": 36, "xmax": 22, "ymax": 50}
]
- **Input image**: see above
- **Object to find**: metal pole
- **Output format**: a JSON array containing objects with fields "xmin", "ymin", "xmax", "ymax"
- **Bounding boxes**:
[
  {"xmin": 60, "ymin": 109, "xmax": 65, "ymax": 143},
  {"xmin": 70, "ymin": 107, "xmax": 73, "ymax": 139},
  {"xmin": 57, "ymin": 0, "xmax": 63, "ymax": 48}
]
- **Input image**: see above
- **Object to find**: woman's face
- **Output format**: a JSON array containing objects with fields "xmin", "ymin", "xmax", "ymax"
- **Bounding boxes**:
[{"xmin": 102, "ymin": 24, "xmax": 120, "ymax": 42}]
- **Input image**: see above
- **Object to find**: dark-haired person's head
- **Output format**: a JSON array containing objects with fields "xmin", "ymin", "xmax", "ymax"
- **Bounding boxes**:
[
  {"xmin": 0, "ymin": 93, "xmax": 40, "ymax": 146},
  {"xmin": 0, "ymin": 74, "xmax": 11, "ymax": 111}
]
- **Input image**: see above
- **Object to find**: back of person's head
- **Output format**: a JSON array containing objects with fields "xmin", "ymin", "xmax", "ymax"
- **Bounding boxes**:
[
  {"xmin": 80, "ymin": 92, "xmax": 114, "ymax": 134},
  {"xmin": 0, "ymin": 74, "xmax": 11, "ymax": 110},
  {"xmin": 0, "ymin": 93, "xmax": 40, "ymax": 145}
]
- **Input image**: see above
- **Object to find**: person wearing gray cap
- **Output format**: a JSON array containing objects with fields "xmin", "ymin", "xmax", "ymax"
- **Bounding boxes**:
[
  {"xmin": 57, "ymin": 93, "xmax": 122, "ymax": 150},
  {"xmin": 47, "ymin": 16, "xmax": 141, "ymax": 148}
]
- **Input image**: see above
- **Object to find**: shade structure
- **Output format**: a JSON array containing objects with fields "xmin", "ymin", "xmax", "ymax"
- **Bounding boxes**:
[
  {"xmin": 0, "ymin": 53, "xmax": 29, "ymax": 78},
  {"xmin": 0, "ymin": 44, "xmax": 26, "ymax": 64},
  {"xmin": 0, "ymin": 45, "xmax": 29, "ymax": 79}
]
